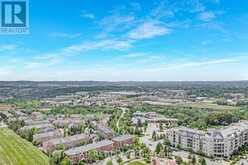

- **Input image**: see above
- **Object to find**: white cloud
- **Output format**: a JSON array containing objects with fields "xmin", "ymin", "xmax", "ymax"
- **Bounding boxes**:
[
  {"xmin": 80, "ymin": 12, "xmax": 95, "ymax": 19},
  {"xmin": 201, "ymin": 40, "xmax": 212, "ymax": 45},
  {"xmin": 27, "ymin": 39, "xmax": 134, "ymax": 69},
  {"xmin": 50, "ymin": 32, "xmax": 81, "ymax": 39},
  {"xmin": 199, "ymin": 11, "xmax": 216, "ymax": 21},
  {"xmin": 63, "ymin": 39, "xmax": 133, "ymax": 54},
  {"xmin": 128, "ymin": 21, "xmax": 170, "ymax": 40},
  {"xmin": 0, "ymin": 44, "xmax": 18, "ymax": 51},
  {"xmin": 121, "ymin": 53, "xmax": 147, "ymax": 58},
  {"xmin": 146, "ymin": 58, "xmax": 239, "ymax": 72},
  {"xmin": 97, "ymin": 15, "xmax": 135, "ymax": 38},
  {"xmin": 150, "ymin": 1, "xmax": 174, "ymax": 19}
]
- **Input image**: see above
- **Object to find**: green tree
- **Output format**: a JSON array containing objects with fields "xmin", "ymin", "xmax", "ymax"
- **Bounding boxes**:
[
  {"xmin": 77, "ymin": 161, "xmax": 85, "ymax": 165},
  {"xmin": 192, "ymin": 155, "xmax": 196, "ymax": 165},
  {"xmin": 152, "ymin": 130, "xmax": 157, "ymax": 141},
  {"xmin": 117, "ymin": 156, "xmax": 123, "ymax": 165},
  {"xmin": 175, "ymin": 156, "xmax": 183, "ymax": 165},
  {"xmin": 199, "ymin": 157, "xmax": 207, "ymax": 165},
  {"xmin": 106, "ymin": 159, "xmax": 113, "ymax": 165},
  {"xmin": 60, "ymin": 157, "xmax": 72, "ymax": 165},
  {"xmin": 155, "ymin": 142, "xmax": 163, "ymax": 155},
  {"xmin": 188, "ymin": 154, "xmax": 192, "ymax": 160},
  {"xmin": 159, "ymin": 123, "xmax": 163, "ymax": 131},
  {"xmin": 127, "ymin": 152, "xmax": 131, "ymax": 159},
  {"xmin": 163, "ymin": 145, "xmax": 168, "ymax": 157},
  {"xmin": 176, "ymin": 144, "xmax": 181, "ymax": 149},
  {"xmin": 137, "ymin": 118, "xmax": 142, "ymax": 127},
  {"xmin": 88, "ymin": 150, "xmax": 98, "ymax": 162}
]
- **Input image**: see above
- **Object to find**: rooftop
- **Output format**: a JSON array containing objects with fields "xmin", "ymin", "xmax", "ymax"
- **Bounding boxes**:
[
  {"xmin": 112, "ymin": 135, "xmax": 133, "ymax": 142},
  {"xmin": 65, "ymin": 140, "xmax": 113, "ymax": 155},
  {"xmin": 45, "ymin": 133, "xmax": 88, "ymax": 145}
]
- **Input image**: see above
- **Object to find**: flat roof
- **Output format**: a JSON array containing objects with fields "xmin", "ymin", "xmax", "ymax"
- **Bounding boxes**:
[
  {"xmin": 65, "ymin": 140, "xmax": 113, "ymax": 156},
  {"xmin": 45, "ymin": 133, "xmax": 88, "ymax": 145},
  {"xmin": 21, "ymin": 123, "xmax": 54, "ymax": 130},
  {"xmin": 112, "ymin": 135, "xmax": 132, "ymax": 142},
  {"xmin": 33, "ymin": 130, "xmax": 60, "ymax": 139}
]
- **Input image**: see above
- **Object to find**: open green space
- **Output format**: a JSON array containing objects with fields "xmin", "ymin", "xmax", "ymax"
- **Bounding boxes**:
[
  {"xmin": 0, "ymin": 128, "xmax": 49, "ymax": 165},
  {"xmin": 176, "ymin": 102, "xmax": 239, "ymax": 110}
]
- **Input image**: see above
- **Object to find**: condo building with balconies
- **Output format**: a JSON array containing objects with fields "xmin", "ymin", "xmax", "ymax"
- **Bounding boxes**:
[{"xmin": 166, "ymin": 120, "xmax": 248, "ymax": 158}]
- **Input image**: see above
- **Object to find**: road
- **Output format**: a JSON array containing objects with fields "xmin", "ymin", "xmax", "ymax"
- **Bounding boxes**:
[{"xmin": 116, "ymin": 107, "xmax": 126, "ymax": 130}]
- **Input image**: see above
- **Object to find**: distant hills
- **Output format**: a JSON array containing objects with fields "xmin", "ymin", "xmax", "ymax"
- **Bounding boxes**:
[{"xmin": 0, "ymin": 81, "xmax": 248, "ymax": 100}]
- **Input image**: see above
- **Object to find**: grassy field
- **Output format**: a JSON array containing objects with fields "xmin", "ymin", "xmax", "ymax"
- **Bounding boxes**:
[
  {"xmin": 176, "ymin": 102, "xmax": 239, "ymax": 110},
  {"xmin": 0, "ymin": 128, "xmax": 49, "ymax": 165}
]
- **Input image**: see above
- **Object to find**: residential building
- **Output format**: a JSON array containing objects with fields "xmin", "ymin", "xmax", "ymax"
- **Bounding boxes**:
[
  {"xmin": 24, "ymin": 119, "xmax": 50, "ymax": 126},
  {"xmin": 166, "ymin": 121, "xmax": 248, "ymax": 158},
  {"xmin": 167, "ymin": 127, "xmax": 205, "ymax": 153},
  {"xmin": 42, "ymin": 133, "xmax": 89, "ymax": 152},
  {"xmin": 53, "ymin": 118, "xmax": 84, "ymax": 128},
  {"xmin": 97, "ymin": 125, "xmax": 114, "ymax": 139},
  {"xmin": 20, "ymin": 124, "xmax": 55, "ymax": 134},
  {"xmin": 132, "ymin": 111, "xmax": 178, "ymax": 127},
  {"xmin": 151, "ymin": 158, "xmax": 160, "ymax": 165},
  {"xmin": 64, "ymin": 140, "xmax": 113, "ymax": 163},
  {"xmin": 33, "ymin": 129, "xmax": 64, "ymax": 144},
  {"xmin": 112, "ymin": 135, "xmax": 133, "ymax": 149},
  {"xmin": 165, "ymin": 160, "xmax": 177, "ymax": 165}
]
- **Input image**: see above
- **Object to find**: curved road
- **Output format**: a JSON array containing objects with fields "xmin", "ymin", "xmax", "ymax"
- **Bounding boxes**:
[{"xmin": 116, "ymin": 107, "xmax": 126, "ymax": 130}]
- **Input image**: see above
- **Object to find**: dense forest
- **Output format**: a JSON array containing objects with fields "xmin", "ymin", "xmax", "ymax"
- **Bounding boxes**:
[{"xmin": 0, "ymin": 81, "xmax": 248, "ymax": 99}]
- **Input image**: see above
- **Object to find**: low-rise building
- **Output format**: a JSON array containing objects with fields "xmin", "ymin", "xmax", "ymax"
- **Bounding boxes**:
[
  {"xmin": 24, "ymin": 119, "xmax": 50, "ymax": 126},
  {"xmin": 42, "ymin": 133, "xmax": 89, "ymax": 152},
  {"xmin": 33, "ymin": 129, "xmax": 64, "ymax": 144},
  {"xmin": 64, "ymin": 140, "xmax": 113, "ymax": 163},
  {"xmin": 31, "ymin": 112, "xmax": 45, "ymax": 120},
  {"xmin": 97, "ymin": 125, "xmax": 114, "ymax": 139},
  {"xmin": 165, "ymin": 160, "xmax": 177, "ymax": 165},
  {"xmin": 20, "ymin": 124, "xmax": 55, "ymax": 134},
  {"xmin": 12, "ymin": 110, "xmax": 27, "ymax": 117},
  {"xmin": 53, "ymin": 119, "xmax": 84, "ymax": 128},
  {"xmin": 112, "ymin": 135, "xmax": 133, "ymax": 149},
  {"xmin": 132, "ymin": 111, "xmax": 178, "ymax": 127}
]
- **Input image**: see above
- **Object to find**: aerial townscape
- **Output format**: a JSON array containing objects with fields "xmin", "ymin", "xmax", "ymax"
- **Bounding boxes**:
[
  {"xmin": 1, "ymin": 81, "xmax": 248, "ymax": 165},
  {"xmin": 1, "ymin": 0, "xmax": 248, "ymax": 165}
]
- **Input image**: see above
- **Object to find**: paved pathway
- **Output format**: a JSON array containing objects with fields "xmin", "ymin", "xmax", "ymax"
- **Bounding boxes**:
[{"xmin": 116, "ymin": 107, "xmax": 126, "ymax": 130}]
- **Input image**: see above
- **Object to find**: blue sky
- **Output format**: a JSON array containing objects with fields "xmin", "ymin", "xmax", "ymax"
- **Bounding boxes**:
[{"xmin": 0, "ymin": 0, "xmax": 248, "ymax": 81}]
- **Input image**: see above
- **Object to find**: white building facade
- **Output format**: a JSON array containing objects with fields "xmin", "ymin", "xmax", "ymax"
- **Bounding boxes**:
[{"xmin": 166, "ymin": 121, "xmax": 248, "ymax": 158}]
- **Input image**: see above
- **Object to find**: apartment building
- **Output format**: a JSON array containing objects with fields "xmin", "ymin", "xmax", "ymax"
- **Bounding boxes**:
[
  {"xmin": 166, "ymin": 121, "xmax": 248, "ymax": 158},
  {"xmin": 96, "ymin": 125, "xmax": 114, "ymax": 139},
  {"xmin": 20, "ymin": 123, "xmax": 55, "ymax": 134},
  {"xmin": 24, "ymin": 119, "xmax": 50, "ymax": 126},
  {"xmin": 132, "ymin": 111, "xmax": 178, "ymax": 127},
  {"xmin": 112, "ymin": 135, "xmax": 133, "ymax": 149},
  {"xmin": 167, "ymin": 127, "xmax": 205, "ymax": 153},
  {"xmin": 33, "ymin": 129, "xmax": 64, "ymax": 144},
  {"xmin": 42, "ymin": 133, "xmax": 89, "ymax": 152},
  {"xmin": 64, "ymin": 140, "xmax": 113, "ymax": 163}
]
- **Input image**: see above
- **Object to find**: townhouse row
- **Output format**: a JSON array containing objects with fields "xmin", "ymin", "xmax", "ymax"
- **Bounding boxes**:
[{"xmin": 64, "ymin": 135, "xmax": 133, "ymax": 163}]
